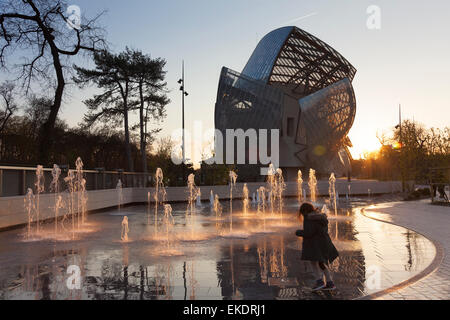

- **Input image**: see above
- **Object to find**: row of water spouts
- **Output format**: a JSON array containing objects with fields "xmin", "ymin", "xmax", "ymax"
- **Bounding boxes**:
[
  {"xmin": 24, "ymin": 157, "xmax": 88, "ymax": 240},
  {"xmin": 123, "ymin": 165, "xmax": 287, "ymax": 242},
  {"xmin": 120, "ymin": 166, "xmax": 338, "ymax": 243},
  {"xmin": 117, "ymin": 166, "xmax": 363, "ymax": 243},
  {"xmin": 222, "ymin": 165, "xmax": 286, "ymax": 233},
  {"xmin": 24, "ymin": 158, "xmax": 364, "ymax": 244}
]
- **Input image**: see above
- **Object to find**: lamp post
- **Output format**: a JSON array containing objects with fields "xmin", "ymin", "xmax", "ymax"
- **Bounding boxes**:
[{"xmin": 178, "ymin": 60, "xmax": 189, "ymax": 164}]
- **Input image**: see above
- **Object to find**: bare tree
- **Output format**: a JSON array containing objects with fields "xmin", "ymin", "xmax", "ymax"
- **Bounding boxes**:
[
  {"xmin": 0, "ymin": 0, "xmax": 106, "ymax": 163},
  {"xmin": 0, "ymin": 81, "xmax": 17, "ymax": 136}
]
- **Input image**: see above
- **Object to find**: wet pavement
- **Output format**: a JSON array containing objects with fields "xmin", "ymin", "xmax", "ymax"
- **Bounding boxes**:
[
  {"xmin": 0, "ymin": 196, "xmax": 437, "ymax": 300},
  {"xmin": 364, "ymin": 200, "xmax": 450, "ymax": 300}
]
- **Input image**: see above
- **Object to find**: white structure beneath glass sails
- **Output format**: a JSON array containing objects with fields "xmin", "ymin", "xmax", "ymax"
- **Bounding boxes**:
[{"xmin": 214, "ymin": 26, "xmax": 356, "ymax": 181}]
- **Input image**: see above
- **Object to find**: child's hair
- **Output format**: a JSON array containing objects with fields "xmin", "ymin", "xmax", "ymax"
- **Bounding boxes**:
[{"xmin": 299, "ymin": 202, "xmax": 316, "ymax": 216}]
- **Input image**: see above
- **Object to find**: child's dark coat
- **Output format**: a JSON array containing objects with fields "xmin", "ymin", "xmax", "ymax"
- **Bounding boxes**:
[{"xmin": 295, "ymin": 212, "xmax": 339, "ymax": 263}]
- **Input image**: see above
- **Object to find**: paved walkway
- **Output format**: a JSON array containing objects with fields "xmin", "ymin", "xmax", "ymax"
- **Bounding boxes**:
[{"xmin": 364, "ymin": 200, "xmax": 449, "ymax": 300}]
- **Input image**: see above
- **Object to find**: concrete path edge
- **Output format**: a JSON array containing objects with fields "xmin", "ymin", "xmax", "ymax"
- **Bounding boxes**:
[{"xmin": 356, "ymin": 207, "xmax": 445, "ymax": 300}]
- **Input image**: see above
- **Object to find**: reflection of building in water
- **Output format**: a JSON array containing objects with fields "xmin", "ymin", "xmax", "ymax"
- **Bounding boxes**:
[
  {"xmin": 257, "ymin": 241, "xmax": 268, "ymax": 283},
  {"xmin": 84, "ymin": 262, "xmax": 173, "ymax": 300},
  {"xmin": 216, "ymin": 236, "xmax": 294, "ymax": 299},
  {"xmin": 328, "ymin": 214, "xmax": 359, "ymax": 242},
  {"xmin": 216, "ymin": 232, "xmax": 367, "ymax": 299},
  {"xmin": 188, "ymin": 261, "xmax": 197, "ymax": 300},
  {"xmin": 268, "ymin": 238, "xmax": 288, "ymax": 280},
  {"xmin": 217, "ymin": 241, "xmax": 273, "ymax": 299},
  {"xmin": 1, "ymin": 247, "xmax": 86, "ymax": 300}
]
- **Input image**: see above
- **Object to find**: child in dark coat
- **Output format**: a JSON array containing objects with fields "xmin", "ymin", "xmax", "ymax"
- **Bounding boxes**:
[{"xmin": 295, "ymin": 202, "xmax": 339, "ymax": 291}]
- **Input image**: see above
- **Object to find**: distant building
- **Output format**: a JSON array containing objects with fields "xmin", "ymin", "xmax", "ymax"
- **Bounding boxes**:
[{"xmin": 214, "ymin": 26, "xmax": 356, "ymax": 181}]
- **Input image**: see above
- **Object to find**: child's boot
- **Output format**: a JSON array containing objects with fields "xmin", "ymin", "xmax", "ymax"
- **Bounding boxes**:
[{"xmin": 312, "ymin": 279, "xmax": 326, "ymax": 291}]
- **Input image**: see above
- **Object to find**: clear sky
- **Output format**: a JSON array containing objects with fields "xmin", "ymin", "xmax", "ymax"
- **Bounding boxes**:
[{"xmin": 10, "ymin": 0, "xmax": 450, "ymax": 159}]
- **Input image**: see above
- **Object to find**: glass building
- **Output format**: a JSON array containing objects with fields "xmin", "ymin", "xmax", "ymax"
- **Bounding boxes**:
[{"xmin": 214, "ymin": 26, "xmax": 357, "ymax": 181}]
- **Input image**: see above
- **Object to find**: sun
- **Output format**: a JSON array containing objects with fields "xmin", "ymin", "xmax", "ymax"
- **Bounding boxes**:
[{"xmin": 348, "ymin": 131, "xmax": 382, "ymax": 159}]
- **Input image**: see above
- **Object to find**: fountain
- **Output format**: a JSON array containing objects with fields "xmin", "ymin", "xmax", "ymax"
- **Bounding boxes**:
[
  {"xmin": 251, "ymin": 192, "xmax": 256, "ymax": 205},
  {"xmin": 209, "ymin": 190, "xmax": 214, "ymax": 207},
  {"xmin": 213, "ymin": 194, "xmax": 222, "ymax": 219},
  {"xmin": 229, "ymin": 171, "xmax": 237, "ymax": 232},
  {"xmin": 147, "ymin": 191, "xmax": 151, "ymax": 224},
  {"xmin": 52, "ymin": 195, "xmax": 64, "ymax": 235},
  {"xmin": 242, "ymin": 183, "xmax": 249, "ymax": 216},
  {"xmin": 308, "ymin": 168, "xmax": 318, "ymax": 203},
  {"xmin": 275, "ymin": 168, "xmax": 285, "ymax": 216},
  {"xmin": 116, "ymin": 179, "xmax": 123, "ymax": 211},
  {"xmin": 10, "ymin": 148, "xmax": 435, "ymax": 301},
  {"xmin": 297, "ymin": 170, "xmax": 303, "ymax": 205},
  {"xmin": 121, "ymin": 216, "xmax": 129, "ymax": 242},
  {"xmin": 24, "ymin": 188, "xmax": 35, "ymax": 239},
  {"xmin": 163, "ymin": 204, "xmax": 174, "ymax": 248},
  {"xmin": 64, "ymin": 169, "xmax": 76, "ymax": 238},
  {"xmin": 257, "ymin": 187, "xmax": 266, "ymax": 214},
  {"xmin": 80, "ymin": 177, "xmax": 88, "ymax": 226},
  {"xmin": 154, "ymin": 168, "xmax": 167, "ymax": 233},
  {"xmin": 34, "ymin": 165, "xmax": 44, "ymax": 234},
  {"xmin": 196, "ymin": 192, "xmax": 202, "ymax": 207},
  {"xmin": 50, "ymin": 164, "xmax": 61, "ymax": 233},
  {"xmin": 50, "ymin": 165, "xmax": 61, "ymax": 192},
  {"xmin": 213, "ymin": 194, "xmax": 223, "ymax": 235},
  {"xmin": 186, "ymin": 173, "xmax": 199, "ymax": 217},
  {"xmin": 257, "ymin": 186, "xmax": 267, "ymax": 231},
  {"xmin": 328, "ymin": 173, "xmax": 337, "ymax": 217},
  {"xmin": 75, "ymin": 157, "xmax": 84, "ymax": 227},
  {"xmin": 50, "ymin": 157, "xmax": 89, "ymax": 239},
  {"xmin": 267, "ymin": 165, "xmax": 276, "ymax": 214},
  {"xmin": 180, "ymin": 173, "xmax": 207, "ymax": 241},
  {"xmin": 266, "ymin": 165, "xmax": 285, "ymax": 216}
]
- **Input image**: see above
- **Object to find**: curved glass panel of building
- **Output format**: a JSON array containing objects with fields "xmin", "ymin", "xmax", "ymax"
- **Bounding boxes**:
[{"xmin": 214, "ymin": 26, "xmax": 357, "ymax": 181}]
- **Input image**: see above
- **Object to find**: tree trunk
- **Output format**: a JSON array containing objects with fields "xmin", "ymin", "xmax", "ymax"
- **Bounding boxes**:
[
  {"xmin": 38, "ymin": 36, "xmax": 65, "ymax": 165},
  {"xmin": 139, "ymin": 81, "xmax": 148, "ymax": 173},
  {"xmin": 39, "ymin": 81, "xmax": 63, "ymax": 165},
  {"xmin": 123, "ymin": 107, "xmax": 134, "ymax": 172},
  {"xmin": 38, "ymin": 87, "xmax": 64, "ymax": 165}
]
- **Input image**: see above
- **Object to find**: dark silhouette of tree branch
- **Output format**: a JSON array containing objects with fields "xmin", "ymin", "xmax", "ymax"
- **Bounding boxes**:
[
  {"xmin": 0, "ymin": 0, "xmax": 106, "ymax": 164},
  {"xmin": 0, "ymin": 81, "xmax": 18, "ymax": 136}
]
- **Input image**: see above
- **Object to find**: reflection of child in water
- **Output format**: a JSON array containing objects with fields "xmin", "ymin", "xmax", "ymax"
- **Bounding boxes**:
[
  {"xmin": 121, "ymin": 216, "xmax": 129, "ymax": 241},
  {"xmin": 295, "ymin": 203, "xmax": 339, "ymax": 291}
]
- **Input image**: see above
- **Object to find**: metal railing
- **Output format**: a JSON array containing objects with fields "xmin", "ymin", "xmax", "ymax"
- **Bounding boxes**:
[{"xmin": 0, "ymin": 165, "xmax": 153, "ymax": 197}]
